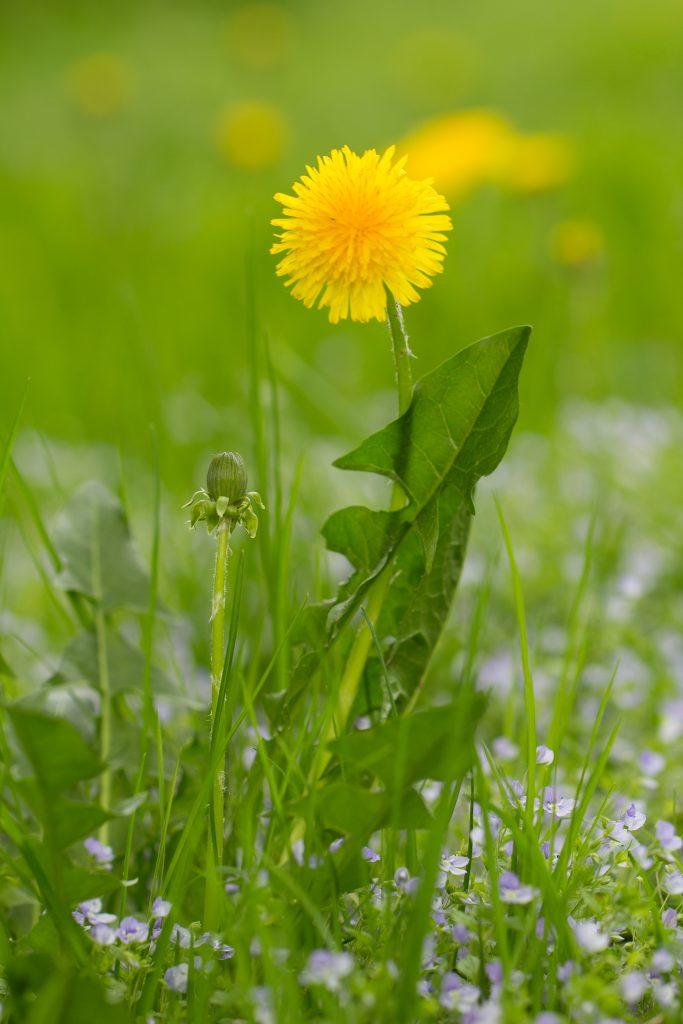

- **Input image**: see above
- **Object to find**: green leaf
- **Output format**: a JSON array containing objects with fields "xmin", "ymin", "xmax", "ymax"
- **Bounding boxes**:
[
  {"xmin": 296, "ymin": 781, "xmax": 433, "ymax": 835},
  {"xmin": 6, "ymin": 704, "xmax": 103, "ymax": 792},
  {"xmin": 53, "ymin": 481, "xmax": 150, "ymax": 613},
  {"xmin": 51, "ymin": 628, "xmax": 174, "ymax": 695},
  {"xmin": 15, "ymin": 781, "xmax": 111, "ymax": 849},
  {"xmin": 330, "ymin": 698, "xmax": 487, "ymax": 788},
  {"xmin": 323, "ymin": 325, "xmax": 530, "ymax": 697}
]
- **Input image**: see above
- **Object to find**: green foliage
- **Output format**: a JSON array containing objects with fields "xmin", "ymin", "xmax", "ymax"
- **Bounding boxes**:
[
  {"xmin": 323, "ymin": 326, "xmax": 530, "ymax": 698},
  {"xmin": 6, "ymin": 705, "xmax": 102, "ymax": 793},
  {"xmin": 51, "ymin": 628, "xmax": 173, "ymax": 696},
  {"xmin": 53, "ymin": 482, "xmax": 150, "ymax": 613}
]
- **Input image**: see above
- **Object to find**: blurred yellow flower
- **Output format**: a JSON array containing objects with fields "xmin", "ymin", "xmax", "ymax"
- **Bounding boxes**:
[
  {"xmin": 551, "ymin": 219, "xmax": 604, "ymax": 267},
  {"xmin": 215, "ymin": 102, "xmax": 288, "ymax": 170},
  {"xmin": 400, "ymin": 110, "xmax": 575, "ymax": 198},
  {"xmin": 271, "ymin": 146, "xmax": 451, "ymax": 323},
  {"xmin": 225, "ymin": 3, "xmax": 294, "ymax": 70},
  {"xmin": 400, "ymin": 110, "xmax": 515, "ymax": 196},
  {"xmin": 502, "ymin": 133, "xmax": 574, "ymax": 194},
  {"xmin": 65, "ymin": 53, "xmax": 132, "ymax": 119}
]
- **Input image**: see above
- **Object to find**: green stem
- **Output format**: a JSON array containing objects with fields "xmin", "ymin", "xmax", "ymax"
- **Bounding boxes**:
[
  {"xmin": 313, "ymin": 296, "xmax": 413, "ymax": 777},
  {"xmin": 203, "ymin": 521, "xmax": 231, "ymax": 930},
  {"xmin": 90, "ymin": 499, "xmax": 112, "ymax": 845}
]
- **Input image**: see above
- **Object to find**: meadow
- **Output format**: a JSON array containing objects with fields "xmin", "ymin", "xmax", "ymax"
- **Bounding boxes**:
[{"xmin": 1, "ymin": 1, "xmax": 683, "ymax": 1022}]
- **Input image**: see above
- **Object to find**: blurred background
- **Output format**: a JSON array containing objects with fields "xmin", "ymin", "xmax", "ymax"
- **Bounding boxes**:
[
  {"xmin": 2, "ymin": 0, "xmax": 682, "ymax": 468},
  {"xmin": 0, "ymin": 0, "xmax": 682, "ymax": 782}
]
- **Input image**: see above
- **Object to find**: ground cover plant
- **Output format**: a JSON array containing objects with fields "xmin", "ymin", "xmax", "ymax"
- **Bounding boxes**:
[
  {"xmin": 2, "ymin": 3, "xmax": 683, "ymax": 1022},
  {"xmin": 3, "ymin": 139, "xmax": 683, "ymax": 1024}
]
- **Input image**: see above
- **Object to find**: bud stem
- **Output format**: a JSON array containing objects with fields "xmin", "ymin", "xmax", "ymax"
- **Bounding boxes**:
[{"xmin": 203, "ymin": 519, "xmax": 231, "ymax": 931}]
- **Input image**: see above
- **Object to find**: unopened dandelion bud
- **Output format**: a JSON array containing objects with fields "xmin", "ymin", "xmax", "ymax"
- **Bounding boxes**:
[
  {"xmin": 206, "ymin": 451, "xmax": 248, "ymax": 503},
  {"xmin": 184, "ymin": 450, "xmax": 263, "ymax": 537}
]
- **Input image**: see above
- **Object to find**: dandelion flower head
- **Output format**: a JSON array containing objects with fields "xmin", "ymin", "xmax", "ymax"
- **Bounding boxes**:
[{"xmin": 271, "ymin": 145, "xmax": 451, "ymax": 323}]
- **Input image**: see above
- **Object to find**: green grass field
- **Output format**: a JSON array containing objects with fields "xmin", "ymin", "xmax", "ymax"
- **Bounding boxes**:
[{"xmin": 1, "ymin": 2, "xmax": 683, "ymax": 1021}]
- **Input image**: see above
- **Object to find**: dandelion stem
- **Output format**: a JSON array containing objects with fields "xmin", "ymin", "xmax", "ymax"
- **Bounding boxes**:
[
  {"xmin": 308, "ymin": 295, "xmax": 413, "ymax": 788},
  {"xmin": 203, "ymin": 520, "xmax": 231, "ymax": 930},
  {"xmin": 387, "ymin": 294, "xmax": 414, "ymax": 418}
]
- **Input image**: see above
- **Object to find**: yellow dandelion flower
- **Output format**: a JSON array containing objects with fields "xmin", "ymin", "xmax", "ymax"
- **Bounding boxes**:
[
  {"xmin": 399, "ymin": 110, "xmax": 517, "ymax": 197},
  {"xmin": 551, "ymin": 219, "xmax": 603, "ymax": 267},
  {"xmin": 225, "ymin": 3, "xmax": 294, "ymax": 70},
  {"xmin": 501, "ymin": 133, "xmax": 574, "ymax": 194},
  {"xmin": 65, "ymin": 53, "xmax": 132, "ymax": 119},
  {"xmin": 215, "ymin": 101, "xmax": 288, "ymax": 170},
  {"xmin": 271, "ymin": 146, "xmax": 452, "ymax": 324}
]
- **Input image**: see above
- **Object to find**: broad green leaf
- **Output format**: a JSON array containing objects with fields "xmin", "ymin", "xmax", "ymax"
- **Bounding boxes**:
[
  {"xmin": 323, "ymin": 325, "xmax": 529, "ymax": 697},
  {"xmin": 6, "ymin": 704, "xmax": 103, "ymax": 792},
  {"xmin": 330, "ymin": 697, "xmax": 487, "ymax": 787},
  {"xmin": 53, "ymin": 481, "xmax": 149, "ymax": 613},
  {"xmin": 51, "ymin": 628, "xmax": 174, "ymax": 695},
  {"xmin": 295, "ymin": 781, "xmax": 432, "ymax": 835},
  {"xmin": 15, "ymin": 781, "xmax": 111, "ymax": 849}
]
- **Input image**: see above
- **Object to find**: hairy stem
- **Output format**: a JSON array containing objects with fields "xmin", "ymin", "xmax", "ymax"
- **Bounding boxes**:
[
  {"xmin": 203, "ymin": 521, "xmax": 231, "ymax": 929},
  {"xmin": 309, "ymin": 296, "xmax": 414, "ymax": 790}
]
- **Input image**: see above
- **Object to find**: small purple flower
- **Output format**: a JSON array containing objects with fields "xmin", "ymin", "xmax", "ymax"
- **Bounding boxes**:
[
  {"xmin": 499, "ymin": 871, "xmax": 537, "ymax": 905},
  {"xmin": 663, "ymin": 871, "xmax": 683, "ymax": 895},
  {"xmin": 652, "ymin": 948, "xmax": 674, "ymax": 973},
  {"xmin": 557, "ymin": 960, "xmax": 574, "ymax": 982},
  {"xmin": 656, "ymin": 820, "xmax": 682, "ymax": 851},
  {"xmin": 171, "ymin": 923, "xmax": 192, "ymax": 948},
  {"xmin": 640, "ymin": 750, "xmax": 665, "ymax": 776},
  {"xmin": 441, "ymin": 854, "xmax": 469, "ymax": 877},
  {"xmin": 535, "ymin": 917, "xmax": 545, "ymax": 940},
  {"xmin": 621, "ymin": 803, "xmax": 646, "ymax": 831},
  {"xmin": 224, "ymin": 881, "xmax": 240, "ymax": 895},
  {"xmin": 395, "ymin": 867, "xmax": 420, "ymax": 893},
  {"xmin": 492, "ymin": 736, "xmax": 518, "ymax": 761},
  {"xmin": 536, "ymin": 744, "xmax": 554, "ymax": 766},
  {"xmin": 84, "ymin": 836, "xmax": 114, "ymax": 867},
  {"xmin": 328, "ymin": 837, "xmax": 345, "ymax": 853},
  {"xmin": 571, "ymin": 918, "xmax": 608, "ymax": 952},
  {"xmin": 453, "ymin": 924, "xmax": 472, "ymax": 943},
  {"xmin": 164, "ymin": 963, "xmax": 188, "ymax": 994},
  {"xmin": 630, "ymin": 841, "xmax": 653, "ymax": 869},
  {"xmin": 217, "ymin": 943, "xmax": 235, "ymax": 960},
  {"xmin": 362, "ymin": 846, "xmax": 380, "ymax": 863},
  {"xmin": 91, "ymin": 923, "xmax": 116, "ymax": 946},
  {"xmin": 299, "ymin": 950, "xmax": 354, "ymax": 991},
  {"xmin": 151, "ymin": 897, "xmax": 172, "ymax": 918},
  {"xmin": 535, "ymin": 1015, "xmax": 561, "ymax": 1024},
  {"xmin": 78, "ymin": 898, "xmax": 102, "ymax": 919},
  {"xmin": 621, "ymin": 971, "xmax": 648, "ymax": 1003},
  {"xmin": 485, "ymin": 959, "xmax": 503, "ymax": 984},
  {"xmin": 440, "ymin": 973, "xmax": 479, "ymax": 1012},
  {"xmin": 117, "ymin": 916, "xmax": 149, "ymax": 944},
  {"xmin": 662, "ymin": 907, "xmax": 678, "ymax": 929}
]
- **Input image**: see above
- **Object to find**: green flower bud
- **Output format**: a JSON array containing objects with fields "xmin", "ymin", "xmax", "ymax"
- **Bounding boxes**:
[{"xmin": 206, "ymin": 451, "xmax": 247, "ymax": 503}]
